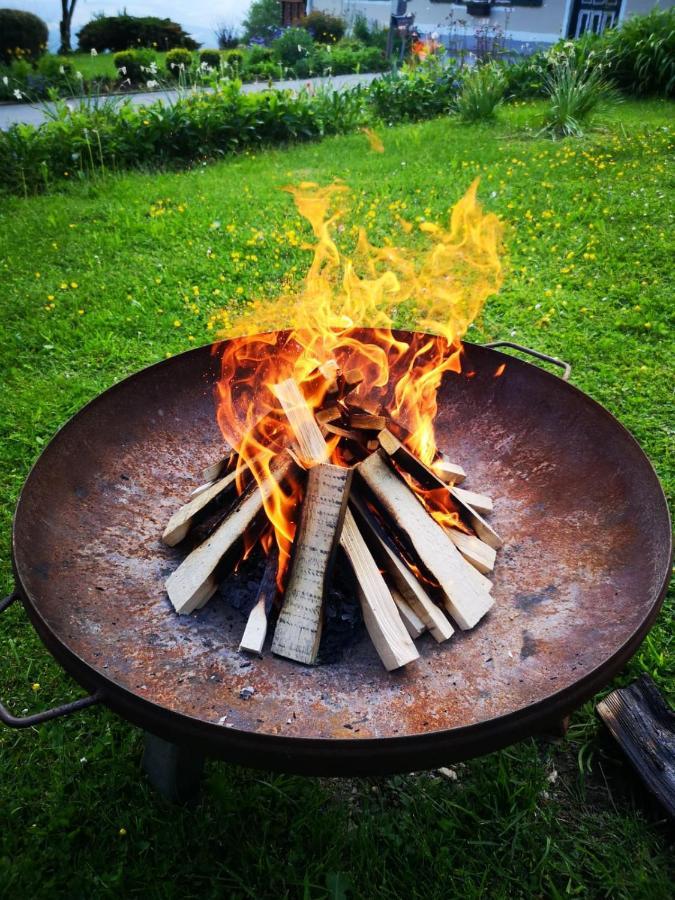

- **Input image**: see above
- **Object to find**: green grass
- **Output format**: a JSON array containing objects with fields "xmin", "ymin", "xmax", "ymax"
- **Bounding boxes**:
[
  {"xmin": 0, "ymin": 100, "xmax": 673, "ymax": 898},
  {"xmin": 65, "ymin": 51, "xmax": 170, "ymax": 81}
]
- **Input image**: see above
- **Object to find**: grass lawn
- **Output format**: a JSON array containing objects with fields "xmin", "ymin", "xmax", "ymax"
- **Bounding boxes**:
[
  {"xmin": 0, "ymin": 100, "xmax": 673, "ymax": 897},
  {"xmin": 65, "ymin": 50, "xmax": 170, "ymax": 81}
]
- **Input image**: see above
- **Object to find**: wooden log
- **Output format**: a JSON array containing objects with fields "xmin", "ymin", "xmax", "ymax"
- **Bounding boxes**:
[
  {"xmin": 316, "ymin": 406, "xmax": 341, "ymax": 425},
  {"xmin": 239, "ymin": 548, "xmax": 278, "ymax": 656},
  {"xmin": 162, "ymin": 469, "xmax": 238, "ymax": 547},
  {"xmin": 447, "ymin": 529, "xmax": 496, "ymax": 575},
  {"xmin": 597, "ymin": 675, "xmax": 675, "ymax": 818},
  {"xmin": 202, "ymin": 450, "xmax": 234, "ymax": 483},
  {"xmin": 324, "ymin": 423, "xmax": 362, "ymax": 441},
  {"xmin": 358, "ymin": 451, "xmax": 493, "ymax": 630},
  {"xmin": 166, "ymin": 457, "xmax": 293, "ymax": 615},
  {"xmin": 339, "ymin": 509, "xmax": 419, "ymax": 670},
  {"xmin": 273, "ymin": 378, "xmax": 330, "ymax": 465},
  {"xmin": 345, "ymin": 396, "xmax": 381, "ymax": 416},
  {"xmin": 390, "ymin": 587, "xmax": 426, "ymax": 639},
  {"xmin": 271, "ymin": 464, "xmax": 352, "ymax": 665},
  {"xmin": 189, "ymin": 480, "xmax": 216, "ymax": 499},
  {"xmin": 430, "ymin": 457, "xmax": 466, "ymax": 485},
  {"xmin": 349, "ymin": 495, "xmax": 454, "ymax": 643},
  {"xmin": 451, "ymin": 486, "xmax": 493, "ymax": 515},
  {"xmin": 378, "ymin": 429, "xmax": 502, "ymax": 549},
  {"xmin": 349, "ymin": 413, "xmax": 387, "ymax": 431}
]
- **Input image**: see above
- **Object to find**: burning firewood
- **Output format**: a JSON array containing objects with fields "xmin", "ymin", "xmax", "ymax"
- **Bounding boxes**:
[
  {"xmin": 451, "ymin": 486, "xmax": 493, "ymax": 515},
  {"xmin": 162, "ymin": 469, "xmax": 239, "ymax": 547},
  {"xmin": 239, "ymin": 547, "xmax": 279, "ymax": 656},
  {"xmin": 357, "ymin": 451, "xmax": 493, "ymax": 630},
  {"xmin": 339, "ymin": 509, "xmax": 419, "ymax": 671},
  {"xmin": 201, "ymin": 449, "xmax": 235, "ymax": 483},
  {"xmin": 271, "ymin": 463, "xmax": 352, "ymax": 664},
  {"xmin": 165, "ymin": 455, "xmax": 294, "ymax": 615}
]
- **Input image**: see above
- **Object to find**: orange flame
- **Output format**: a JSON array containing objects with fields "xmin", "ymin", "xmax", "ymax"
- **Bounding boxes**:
[{"xmin": 213, "ymin": 179, "xmax": 502, "ymax": 580}]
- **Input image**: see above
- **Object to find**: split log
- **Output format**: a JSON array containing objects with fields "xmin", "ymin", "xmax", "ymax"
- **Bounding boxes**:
[
  {"xmin": 239, "ymin": 547, "xmax": 278, "ymax": 656},
  {"xmin": 378, "ymin": 429, "xmax": 502, "ymax": 549},
  {"xmin": 345, "ymin": 396, "xmax": 381, "ymax": 416},
  {"xmin": 162, "ymin": 469, "xmax": 238, "ymax": 547},
  {"xmin": 430, "ymin": 457, "xmax": 466, "ymax": 485},
  {"xmin": 390, "ymin": 587, "xmax": 426, "ymax": 639},
  {"xmin": 271, "ymin": 464, "xmax": 352, "ymax": 664},
  {"xmin": 340, "ymin": 509, "xmax": 419, "ymax": 671},
  {"xmin": 349, "ymin": 413, "xmax": 387, "ymax": 431},
  {"xmin": 358, "ymin": 451, "xmax": 493, "ymax": 630},
  {"xmin": 272, "ymin": 378, "xmax": 329, "ymax": 465},
  {"xmin": 166, "ymin": 456, "xmax": 293, "ymax": 615},
  {"xmin": 451, "ymin": 486, "xmax": 493, "ymax": 515},
  {"xmin": 447, "ymin": 529, "xmax": 496, "ymax": 575},
  {"xmin": 202, "ymin": 450, "xmax": 234, "ymax": 483},
  {"xmin": 189, "ymin": 480, "xmax": 216, "ymax": 499},
  {"xmin": 324, "ymin": 423, "xmax": 362, "ymax": 441},
  {"xmin": 316, "ymin": 406, "xmax": 341, "ymax": 425},
  {"xmin": 349, "ymin": 495, "xmax": 454, "ymax": 643},
  {"xmin": 273, "ymin": 378, "xmax": 419, "ymax": 668}
]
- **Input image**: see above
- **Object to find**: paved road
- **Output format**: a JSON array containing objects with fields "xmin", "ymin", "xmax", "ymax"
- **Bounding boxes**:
[{"xmin": 0, "ymin": 72, "xmax": 381, "ymax": 130}]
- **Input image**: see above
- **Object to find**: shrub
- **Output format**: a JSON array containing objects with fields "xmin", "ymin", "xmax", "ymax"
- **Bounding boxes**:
[
  {"xmin": 299, "ymin": 11, "xmax": 345, "ymax": 45},
  {"xmin": 541, "ymin": 49, "xmax": 619, "ymax": 138},
  {"xmin": 501, "ymin": 54, "xmax": 547, "ymax": 99},
  {"xmin": 214, "ymin": 22, "xmax": 240, "ymax": 50},
  {"xmin": 272, "ymin": 28, "xmax": 314, "ymax": 67},
  {"xmin": 0, "ymin": 8, "xmax": 48, "ymax": 64},
  {"xmin": 165, "ymin": 48, "xmax": 193, "ymax": 77},
  {"xmin": 223, "ymin": 49, "xmax": 244, "ymax": 69},
  {"xmin": 242, "ymin": 0, "xmax": 280, "ymax": 44},
  {"xmin": 77, "ymin": 14, "xmax": 199, "ymax": 53},
  {"xmin": 199, "ymin": 49, "xmax": 221, "ymax": 69},
  {"xmin": 597, "ymin": 8, "xmax": 675, "ymax": 97},
  {"xmin": 370, "ymin": 59, "xmax": 460, "ymax": 122},
  {"xmin": 247, "ymin": 45, "xmax": 273, "ymax": 66},
  {"xmin": 113, "ymin": 49, "xmax": 159, "ymax": 83},
  {"xmin": 37, "ymin": 55, "xmax": 74, "ymax": 80},
  {"xmin": 455, "ymin": 62, "xmax": 506, "ymax": 122}
]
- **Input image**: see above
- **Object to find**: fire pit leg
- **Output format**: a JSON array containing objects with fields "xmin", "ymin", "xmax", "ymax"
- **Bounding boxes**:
[{"xmin": 141, "ymin": 732, "xmax": 205, "ymax": 805}]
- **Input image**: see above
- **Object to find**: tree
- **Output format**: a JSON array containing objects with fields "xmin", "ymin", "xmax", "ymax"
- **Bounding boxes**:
[
  {"xmin": 59, "ymin": 0, "xmax": 77, "ymax": 54},
  {"xmin": 242, "ymin": 0, "xmax": 280, "ymax": 43}
]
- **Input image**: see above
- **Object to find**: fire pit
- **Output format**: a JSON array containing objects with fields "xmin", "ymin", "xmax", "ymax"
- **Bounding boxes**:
[{"xmin": 3, "ymin": 335, "xmax": 671, "ymax": 776}]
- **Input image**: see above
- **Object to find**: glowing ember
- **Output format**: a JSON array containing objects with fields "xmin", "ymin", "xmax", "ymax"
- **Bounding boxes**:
[{"xmin": 212, "ymin": 179, "xmax": 503, "ymax": 587}]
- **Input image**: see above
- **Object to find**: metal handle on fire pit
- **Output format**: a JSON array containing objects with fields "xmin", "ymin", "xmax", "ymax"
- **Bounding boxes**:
[
  {"xmin": 0, "ymin": 592, "xmax": 102, "ymax": 728},
  {"xmin": 484, "ymin": 341, "xmax": 571, "ymax": 381}
]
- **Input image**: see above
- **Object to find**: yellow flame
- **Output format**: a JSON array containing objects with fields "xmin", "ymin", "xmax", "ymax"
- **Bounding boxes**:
[{"xmin": 214, "ymin": 179, "xmax": 503, "ymax": 575}]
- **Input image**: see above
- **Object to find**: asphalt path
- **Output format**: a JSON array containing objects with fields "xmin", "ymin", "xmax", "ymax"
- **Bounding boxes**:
[{"xmin": 0, "ymin": 72, "xmax": 381, "ymax": 130}]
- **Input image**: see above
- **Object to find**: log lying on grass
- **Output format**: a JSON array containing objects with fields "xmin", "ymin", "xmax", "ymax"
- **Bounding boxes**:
[
  {"xmin": 357, "ymin": 451, "xmax": 494, "ymax": 630},
  {"xmin": 162, "ymin": 469, "xmax": 239, "ymax": 547},
  {"xmin": 271, "ymin": 463, "xmax": 352, "ymax": 664},
  {"xmin": 239, "ymin": 547, "xmax": 279, "ymax": 656},
  {"xmin": 350, "ymin": 495, "xmax": 454, "ymax": 643},
  {"xmin": 166, "ymin": 456, "xmax": 294, "ymax": 615},
  {"xmin": 340, "ymin": 509, "xmax": 419, "ymax": 671}
]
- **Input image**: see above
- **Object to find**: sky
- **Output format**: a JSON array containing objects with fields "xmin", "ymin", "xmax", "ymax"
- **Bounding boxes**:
[{"xmin": 3, "ymin": 1, "xmax": 254, "ymax": 51}]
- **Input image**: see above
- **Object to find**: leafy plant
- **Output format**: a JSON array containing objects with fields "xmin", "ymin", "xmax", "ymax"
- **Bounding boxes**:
[
  {"xmin": 113, "ymin": 49, "xmax": 158, "ymax": 84},
  {"xmin": 0, "ymin": 8, "xmax": 48, "ymax": 64},
  {"xmin": 370, "ymin": 58, "xmax": 460, "ymax": 122},
  {"xmin": 299, "ymin": 11, "xmax": 346, "ymax": 45},
  {"xmin": 214, "ymin": 22, "xmax": 240, "ymax": 50},
  {"xmin": 599, "ymin": 8, "xmax": 675, "ymax": 97},
  {"xmin": 455, "ymin": 62, "xmax": 506, "ymax": 123},
  {"xmin": 199, "ymin": 49, "xmax": 221, "ymax": 70},
  {"xmin": 77, "ymin": 13, "xmax": 199, "ymax": 52},
  {"xmin": 272, "ymin": 28, "xmax": 314, "ymax": 68},
  {"xmin": 541, "ymin": 49, "xmax": 619, "ymax": 138},
  {"xmin": 165, "ymin": 48, "xmax": 193, "ymax": 78}
]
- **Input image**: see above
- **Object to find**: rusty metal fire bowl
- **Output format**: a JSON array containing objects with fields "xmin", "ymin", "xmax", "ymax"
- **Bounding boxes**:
[{"xmin": 6, "ymin": 333, "xmax": 672, "ymax": 775}]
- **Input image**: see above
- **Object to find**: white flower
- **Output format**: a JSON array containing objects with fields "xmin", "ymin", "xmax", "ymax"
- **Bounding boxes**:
[
  {"xmin": 146, "ymin": 80, "xmax": 158, "ymax": 89},
  {"xmin": 149, "ymin": 61, "xmax": 158, "ymax": 75},
  {"xmin": 76, "ymin": 71, "xmax": 83, "ymax": 79},
  {"xmin": 13, "ymin": 88, "xmax": 23, "ymax": 99},
  {"xmin": 118, "ymin": 66, "xmax": 127, "ymax": 76},
  {"xmin": 59, "ymin": 65, "xmax": 65, "ymax": 74},
  {"xmin": 200, "ymin": 61, "xmax": 209, "ymax": 70},
  {"xmin": 90, "ymin": 48, "xmax": 98, "ymax": 56},
  {"xmin": 2, "ymin": 76, "xmax": 8, "ymax": 85},
  {"xmin": 140, "ymin": 65, "xmax": 147, "ymax": 73}
]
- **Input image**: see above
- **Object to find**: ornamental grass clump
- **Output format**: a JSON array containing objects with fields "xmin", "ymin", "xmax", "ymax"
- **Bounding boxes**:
[
  {"xmin": 455, "ymin": 62, "xmax": 506, "ymax": 123},
  {"xmin": 541, "ymin": 48, "xmax": 619, "ymax": 139}
]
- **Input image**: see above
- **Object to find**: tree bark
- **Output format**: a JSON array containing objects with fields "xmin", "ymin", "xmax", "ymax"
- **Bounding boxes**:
[{"xmin": 59, "ymin": 2, "xmax": 77, "ymax": 55}]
